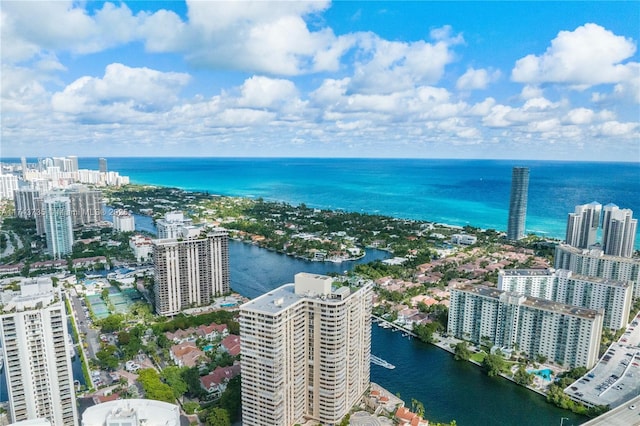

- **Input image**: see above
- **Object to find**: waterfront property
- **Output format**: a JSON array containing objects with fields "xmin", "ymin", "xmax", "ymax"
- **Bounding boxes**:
[
  {"xmin": 506, "ymin": 166, "xmax": 529, "ymax": 241},
  {"xmin": 153, "ymin": 228, "xmax": 230, "ymax": 316},
  {"xmin": 240, "ymin": 273, "xmax": 372, "ymax": 426},
  {"xmin": 448, "ymin": 283, "xmax": 603, "ymax": 369},
  {"xmin": 554, "ymin": 243, "xmax": 640, "ymax": 299},
  {"xmin": 498, "ymin": 268, "xmax": 633, "ymax": 331}
]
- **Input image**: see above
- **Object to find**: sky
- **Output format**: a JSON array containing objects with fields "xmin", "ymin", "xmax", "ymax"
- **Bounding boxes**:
[{"xmin": 1, "ymin": 1, "xmax": 639, "ymax": 161}]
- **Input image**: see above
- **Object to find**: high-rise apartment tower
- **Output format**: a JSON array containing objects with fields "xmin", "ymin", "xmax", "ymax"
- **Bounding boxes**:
[
  {"xmin": 240, "ymin": 273, "xmax": 372, "ymax": 426},
  {"xmin": 42, "ymin": 195, "xmax": 74, "ymax": 259},
  {"xmin": 0, "ymin": 278, "xmax": 78, "ymax": 425},
  {"xmin": 602, "ymin": 204, "xmax": 637, "ymax": 258},
  {"xmin": 153, "ymin": 229, "xmax": 230, "ymax": 316},
  {"xmin": 507, "ymin": 167, "xmax": 529, "ymax": 241},
  {"xmin": 565, "ymin": 202, "xmax": 602, "ymax": 249}
]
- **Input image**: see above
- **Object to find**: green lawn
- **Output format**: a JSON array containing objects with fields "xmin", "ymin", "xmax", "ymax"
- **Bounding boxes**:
[{"xmin": 470, "ymin": 351, "xmax": 486, "ymax": 363}]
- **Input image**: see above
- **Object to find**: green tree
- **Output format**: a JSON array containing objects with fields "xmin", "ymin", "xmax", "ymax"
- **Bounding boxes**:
[
  {"xmin": 100, "ymin": 314, "xmax": 124, "ymax": 333},
  {"xmin": 137, "ymin": 369, "xmax": 175, "ymax": 403},
  {"xmin": 161, "ymin": 366, "xmax": 188, "ymax": 399},
  {"xmin": 206, "ymin": 408, "xmax": 231, "ymax": 426},
  {"xmin": 453, "ymin": 342, "xmax": 471, "ymax": 361},
  {"xmin": 482, "ymin": 352, "xmax": 506, "ymax": 377},
  {"xmin": 95, "ymin": 345, "xmax": 119, "ymax": 370},
  {"xmin": 513, "ymin": 365, "xmax": 533, "ymax": 386}
]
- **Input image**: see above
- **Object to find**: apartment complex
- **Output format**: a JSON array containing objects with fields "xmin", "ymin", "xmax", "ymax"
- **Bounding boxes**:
[
  {"xmin": 113, "ymin": 210, "xmax": 135, "ymax": 232},
  {"xmin": 13, "ymin": 187, "xmax": 40, "ymax": 219},
  {"xmin": 498, "ymin": 268, "xmax": 633, "ymax": 330},
  {"xmin": 602, "ymin": 204, "xmax": 637, "ymax": 258},
  {"xmin": 35, "ymin": 185, "xmax": 103, "ymax": 235},
  {"xmin": 448, "ymin": 283, "xmax": 603, "ymax": 368},
  {"xmin": 507, "ymin": 167, "xmax": 529, "ymax": 241},
  {"xmin": 156, "ymin": 211, "xmax": 193, "ymax": 239},
  {"xmin": 565, "ymin": 202, "xmax": 602, "ymax": 249},
  {"xmin": 0, "ymin": 278, "xmax": 78, "ymax": 425},
  {"xmin": 555, "ymin": 244, "xmax": 640, "ymax": 299},
  {"xmin": 153, "ymin": 229, "xmax": 230, "ymax": 316},
  {"xmin": 240, "ymin": 273, "xmax": 372, "ymax": 426},
  {"xmin": 41, "ymin": 195, "xmax": 75, "ymax": 259}
]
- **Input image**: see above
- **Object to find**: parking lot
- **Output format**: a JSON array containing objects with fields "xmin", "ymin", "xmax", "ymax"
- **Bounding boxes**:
[{"xmin": 565, "ymin": 312, "xmax": 640, "ymax": 408}]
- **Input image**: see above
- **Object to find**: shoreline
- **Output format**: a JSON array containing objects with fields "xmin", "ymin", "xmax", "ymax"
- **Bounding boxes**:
[{"xmin": 118, "ymin": 182, "xmax": 566, "ymax": 244}]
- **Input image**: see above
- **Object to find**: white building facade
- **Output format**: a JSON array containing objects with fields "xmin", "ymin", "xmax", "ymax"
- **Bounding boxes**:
[
  {"xmin": 565, "ymin": 202, "xmax": 602, "ymax": 249},
  {"xmin": 42, "ymin": 195, "xmax": 74, "ymax": 259},
  {"xmin": 153, "ymin": 229, "xmax": 230, "ymax": 316},
  {"xmin": 240, "ymin": 273, "xmax": 372, "ymax": 426},
  {"xmin": 498, "ymin": 268, "xmax": 633, "ymax": 330},
  {"xmin": 113, "ymin": 211, "xmax": 135, "ymax": 232},
  {"xmin": 555, "ymin": 244, "xmax": 640, "ymax": 299},
  {"xmin": 448, "ymin": 284, "xmax": 603, "ymax": 368},
  {"xmin": 0, "ymin": 278, "xmax": 78, "ymax": 425}
]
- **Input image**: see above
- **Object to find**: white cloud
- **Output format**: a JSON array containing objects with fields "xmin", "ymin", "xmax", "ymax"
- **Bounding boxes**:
[
  {"xmin": 51, "ymin": 63, "xmax": 190, "ymax": 118},
  {"xmin": 595, "ymin": 121, "xmax": 638, "ymax": 137},
  {"xmin": 512, "ymin": 23, "xmax": 638, "ymax": 88},
  {"xmin": 456, "ymin": 68, "xmax": 501, "ymax": 91},
  {"xmin": 564, "ymin": 108, "xmax": 595, "ymax": 125},
  {"xmin": 1, "ymin": 1, "xmax": 141, "ymax": 62},
  {"xmin": 349, "ymin": 28, "xmax": 463, "ymax": 94},
  {"xmin": 237, "ymin": 76, "xmax": 300, "ymax": 109}
]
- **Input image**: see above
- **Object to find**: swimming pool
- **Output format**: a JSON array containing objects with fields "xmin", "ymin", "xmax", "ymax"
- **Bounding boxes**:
[{"xmin": 527, "ymin": 368, "xmax": 553, "ymax": 381}]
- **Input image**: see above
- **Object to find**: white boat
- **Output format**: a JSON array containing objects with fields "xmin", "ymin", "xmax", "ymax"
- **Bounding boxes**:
[{"xmin": 370, "ymin": 354, "xmax": 395, "ymax": 369}]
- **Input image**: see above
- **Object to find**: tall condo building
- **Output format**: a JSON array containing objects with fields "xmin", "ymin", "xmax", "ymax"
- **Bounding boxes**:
[
  {"xmin": 565, "ymin": 202, "xmax": 602, "ymax": 249},
  {"xmin": 42, "ymin": 195, "xmax": 74, "ymax": 259},
  {"xmin": 0, "ymin": 278, "xmax": 78, "ymax": 425},
  {"xmin": 64, "ymin": 185, "xmax": 104, "ymax": 227},
  {"xmin": 0, "ymin": 174, "xmax": 18, "ymax": 200},
  {"xmin": 153, "ymin": 229, "xmax": 230, "ymax": 316},
  {"xmin": 98, "ymin": 157, "xmax": 107, "ymax": 173},
  {"xmin": 240, "ymin": 273, "xmax": 372, "ymax": 426},
  {"xmin": 602, "ymin": 204, "xmax": 637, "ymax": 258},
  {"xmin": 448, "ymin": 283, "xmax": 603, "ymax": 368},
  {"xmin": 13, "ymin": 187, "xmax": 40, "ymax": 219},
  {"xmin": 498, "ymin": 268, "xmax": 632, "ymax": 330},
  {"xmin": 156, "ymin": 211, "xmax": 194, "ymax": 239},
  {"xmin": 555, "ymin": 244, "xmax": 640, "ymax": 299},
  {"xmin": 507, "ymin": 167, "xmax": 529, "ymax": 241},
  {"xmin": 112, "ymin": 210, "xmax": 135, "ymax": 232}
]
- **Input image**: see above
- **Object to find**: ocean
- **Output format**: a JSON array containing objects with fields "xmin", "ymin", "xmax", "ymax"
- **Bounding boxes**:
[{"xmin": 86, "ymin": 157, "xmax": 640, "ymax": 248}]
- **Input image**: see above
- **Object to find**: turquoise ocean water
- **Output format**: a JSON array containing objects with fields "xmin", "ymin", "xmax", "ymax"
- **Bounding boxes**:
[{"xmin": 85, "ymin": 157, "xmax": 640, "ymax": 248}]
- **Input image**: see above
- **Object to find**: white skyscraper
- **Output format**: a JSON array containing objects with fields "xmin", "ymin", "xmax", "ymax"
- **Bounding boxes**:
[
  {"xmin": 602, "ymin": 204, "xmax": 637, "ymax": 258},
  {"xmin": 565, "ymin": 202, "xmax": 602, "ymax": 249},
  {"xmin": 13, "ymin": 187, "xmax": 40, "ymax": 220},
  {"xmin": 113, "ymin": 211, "xmax": 135, "ymax": 232},
  {"xmin": 0, "ymin": 174, "xmax": 18, "ymax": 200},
  {"xmin": 156, "ymin": 211, "xmax": 193, "ymax": 239},
  {"xmin": 42, "ymin": 195, "xmax": 74, "ymax": 259},
  {"xmin": 153, "ymin": 229, "xmax": 230, "ymax": 316},
  {"xmin": 240, "ymin": 273, "xmax": 372, "ymax": 426},
  {"xmin": 448, "ymin": 283, "xmax": 603, "ymax": 369},
  {"xmin": 0, "ymin": 278, "xmax": 78, "ymax": 425},
  {"xmin": 498, "ymin": 268, "xmax": 632, "ymax": 331}
]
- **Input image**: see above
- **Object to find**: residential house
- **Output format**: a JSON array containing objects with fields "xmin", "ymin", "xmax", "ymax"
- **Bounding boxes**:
[{"xmin": 199, "ymin": 364, "xmax": 241, "ymax": 397}]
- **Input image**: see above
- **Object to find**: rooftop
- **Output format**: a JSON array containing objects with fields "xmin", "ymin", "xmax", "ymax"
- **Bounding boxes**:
[
  {"xmin": 452, "ymin": 283, "xmax": 601, "ymax": 320},
  {"xmin": 500, "ymin": 269, "xmax": 554, "ymax": 277}
]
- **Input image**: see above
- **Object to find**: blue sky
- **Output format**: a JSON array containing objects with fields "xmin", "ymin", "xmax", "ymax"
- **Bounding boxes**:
[{"xmin": 1, "ymin": 1, "xmax": 639, "ymax": 161}]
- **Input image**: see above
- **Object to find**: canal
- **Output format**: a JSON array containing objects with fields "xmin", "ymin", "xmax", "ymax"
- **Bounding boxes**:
[{"xmin": 228, "ymin": 240, "xmax": 587, "ymax": 426}]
